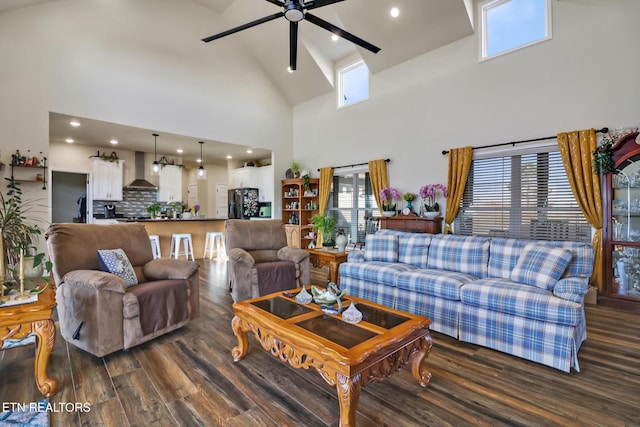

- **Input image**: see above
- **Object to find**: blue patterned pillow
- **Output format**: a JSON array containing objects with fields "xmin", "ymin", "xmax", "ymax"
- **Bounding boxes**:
[
  {"xmin": 97, "ymin": 248, "xmax": 138, "ymax": 287},
  {"xmin": 364, "ymin": 234, "xmax": 399, "ymax": 263},
  {"xmin": 510, "ymin": 244, "xmax": 572, "ymax": 290}
]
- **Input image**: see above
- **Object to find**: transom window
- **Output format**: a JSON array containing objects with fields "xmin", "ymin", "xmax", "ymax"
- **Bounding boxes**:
[
  {"xmin": 327, "ymin": 169, "xmax": 378, "ymax": 244},
  {"xmin": 480, "ymin": 0, "xmax": 552, "ymax": 60},
  {"xmin": 454, "ymin": 147, "xmax": 591, "ymax": 242},
  {"xmin": 337, "ymin": 60, "xmax": 369, "ymax": 108}
]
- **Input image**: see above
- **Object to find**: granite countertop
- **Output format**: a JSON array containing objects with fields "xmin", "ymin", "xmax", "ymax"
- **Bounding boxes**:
[{"xmin": 116, "ymin": 217, "xmax": 227, "ymax": 222}]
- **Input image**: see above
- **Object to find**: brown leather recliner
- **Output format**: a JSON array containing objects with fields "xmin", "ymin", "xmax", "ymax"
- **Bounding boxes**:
[
  {"xmin": 226, "ymin": 219, "xmax": 310, "ymax": 301},
  {"xmin": 45, "ymin": 223, "xmax": 199, "ymax": 357}
]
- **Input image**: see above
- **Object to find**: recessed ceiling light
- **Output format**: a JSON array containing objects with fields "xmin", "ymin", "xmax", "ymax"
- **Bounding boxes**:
[
  {"xmin": 331, "ymin": 34, "xmax": 339, "ymax": 42},
  {"xmin": 65, "ymin": 138, "xmax": 74, "ymax": 143},
  {"xmin": 390, "ymin": 7, "xmax": 399, "ymax": 18},
  {"xmin": 226, "ymin": 155, "xmax": 232, "ymax": 159},
  {"xmin": 70, "ymin": 121, "xmax": 80, "ymax": 127},
  {"xmin": 246, "ymin": 149, "xmax": 253, "ymax": 154},
  {"xmin": 110, "ymin": 139, "xmax": 118, "ymax": 145},
  {"xmin": 176, "ymin": 149, "xmax": 183, "ymax": 154}
]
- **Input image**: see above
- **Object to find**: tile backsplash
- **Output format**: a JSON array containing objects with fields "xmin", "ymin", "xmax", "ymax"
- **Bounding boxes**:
[{"xmin": 93, "ymin": 189, "xmax": 171, "ymax": 217}]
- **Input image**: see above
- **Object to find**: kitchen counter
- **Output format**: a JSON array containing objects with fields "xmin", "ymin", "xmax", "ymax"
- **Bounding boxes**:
[{"xmin": 119, "ymin": 218, "xmax": 226, "ymax": 259}]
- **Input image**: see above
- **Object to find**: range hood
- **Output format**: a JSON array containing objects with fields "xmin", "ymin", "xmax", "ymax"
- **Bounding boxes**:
[{"xmin": 125, "ymin": 151, "xmax": 157, "ymax": 190}]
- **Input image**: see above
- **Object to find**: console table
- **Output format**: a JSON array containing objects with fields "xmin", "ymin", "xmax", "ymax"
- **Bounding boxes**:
[{"xmin": 379, "ymin": 214, "xmax": 442, "ymax": 234}]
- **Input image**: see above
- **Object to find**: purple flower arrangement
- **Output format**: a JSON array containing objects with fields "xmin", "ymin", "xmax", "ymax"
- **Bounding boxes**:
[
  {"xmin": 379, "ymin": 187, "xmax": 401, "ymax": 211},
  {"xmin": 419, "ymin": 184, "xmax": 448, "ymax": 212}
]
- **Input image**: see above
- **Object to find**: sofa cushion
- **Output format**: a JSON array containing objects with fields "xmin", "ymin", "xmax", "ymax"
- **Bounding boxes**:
[
  {"xmin": 364, "ymin": 234, "xmax": 399, "ymax": 263},
  {"xmin": 510, "ymin": 244, "xmax": 573, "ymax": 290},
  {"xmin": 396, "ymin": 269, "xmax": 478, "ymax": 301},
  {"xmin": 97, "ymin": 248, "xmax": 138, "ymax": 286},
  {"xmin": 460, "ymin": 278, "xmax": 583, "ymax": 326},
  {"xmin": 488, "ymin": 238, "xmax": 594, "ymax": 280},
  {"xmin": 340, "ymin": 261, "xmax": 418, "ymax": 287},
  {"xmin": 398, "ymin": 234, "xmax": 431, "ymax": 269},
  {"xmin": 427, "ymin": 235, "xmax": 490, "ymax": 277}
]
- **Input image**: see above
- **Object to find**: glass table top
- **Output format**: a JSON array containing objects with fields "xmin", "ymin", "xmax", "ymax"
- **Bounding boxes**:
[
  {"xmin": 251, "ymin": 297, "xmax": 314, "ymax": 319},
  {"xmin": 295, "ymin": 315, "xmax": 377, "ymax": 349}
]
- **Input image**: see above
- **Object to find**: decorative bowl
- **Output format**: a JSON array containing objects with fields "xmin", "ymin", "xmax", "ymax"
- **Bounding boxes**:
[
  {"xmin": 423, "ymin": 211, "xmax": 440, "ymax": 219},
  {"xmin": 382, "ymin": 211, "xmax": 396, "ymax": 218}
]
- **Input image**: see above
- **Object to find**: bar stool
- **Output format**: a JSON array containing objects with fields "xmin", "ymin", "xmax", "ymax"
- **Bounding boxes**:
[
  {"xmin": 170, "ymin": 233, "xmax": 195, "ymax": 260},
  {"xmin": 149, "ymin": 235, "xmax": 161, "ymax": 259},
  {"xmin": 203, "ymin": 231, "xmax": 226, "ymax": 260}
]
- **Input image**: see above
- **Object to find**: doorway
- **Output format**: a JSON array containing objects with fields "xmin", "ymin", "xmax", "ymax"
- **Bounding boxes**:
[{"xmin": 51, "ymin": 171, "xmax": 90, "ymax": 223}]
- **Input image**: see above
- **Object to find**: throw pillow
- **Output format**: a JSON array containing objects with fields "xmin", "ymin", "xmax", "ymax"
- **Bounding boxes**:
[
  {"xmin": 364, "ymin": 234, "xmax": 399, "ymax": 263},
  {"xmin": 510, "ymin": 244, "xmax": 573, "ymax": 290},
  {"xmin": 97, "ymin": 248, "xmax": 138, "ymax": 287}
]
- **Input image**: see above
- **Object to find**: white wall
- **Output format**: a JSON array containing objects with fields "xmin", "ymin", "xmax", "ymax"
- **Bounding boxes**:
[
  {"xmin": 0, "ymin": 0, "xmax": 293, "ymax": 223},
  {"xmin": 293, "ymin": 0, "xmax": 640, "ymax": 208}
]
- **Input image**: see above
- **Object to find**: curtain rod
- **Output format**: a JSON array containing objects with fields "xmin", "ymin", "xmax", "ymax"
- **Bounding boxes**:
[
  {"xmin": 441, "ymin": 127, "xmax": 609, "ymax": 155},
  {"xmin": 317, "ymin": 158, "xmax": 390, "ymax": 171}
]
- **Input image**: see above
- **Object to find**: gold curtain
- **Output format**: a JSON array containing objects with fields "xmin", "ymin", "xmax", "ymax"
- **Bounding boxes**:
[
  {"xmin": 368, "ymin": 159, "xmax": 389, "ymax": 215},
  {"xmin": 557, "ymin": 129, "xmax": 603, "ymax": 291},
  {"xmin": 444, "ymin": 146, "xmax": 473, "ymax": 234},
  {"xmin": 316, "ymin": 167, "xmax": 334, "ymax": 247}
]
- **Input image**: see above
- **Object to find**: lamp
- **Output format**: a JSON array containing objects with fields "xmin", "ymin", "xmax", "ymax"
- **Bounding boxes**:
[
  {"xmin": 197, "ymin": 141, "xmax": 206, "ymax": 180},
  {"xmin": 150, "ymin": 133, "xmax": 160, "ymax": 176}
]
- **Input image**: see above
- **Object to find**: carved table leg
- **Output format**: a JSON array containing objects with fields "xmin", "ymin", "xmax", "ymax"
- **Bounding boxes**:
[
  {"xmin": 411, "ymin": 335, "xmax": 433, "ymax": 387},
  {"xmin": 231, "ymin": 316, "xmax": 248, "ymax": 362},
  {"xmin": 32, "ymin": 319, "xmax": 58, "ymax": 397},
  {"xmin": 336, "ymin": 372, "xmax": 361, "ymax": 427}
]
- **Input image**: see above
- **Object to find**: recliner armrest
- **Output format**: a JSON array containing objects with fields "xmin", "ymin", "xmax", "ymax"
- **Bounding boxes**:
[
  {"xmin": 277, "ymin": 246, "xmax": 310, "ymax": 264},
  {"xmin": 62, "ymin": 269, "xmax": 127, "ymax": 293},
  {"xmin": 228, "ymin": 248, "xmax": 255, "ymax": 267},
  {"xmin": 143, "ymin": 258, "xmax": 199, "ymax": 280}
]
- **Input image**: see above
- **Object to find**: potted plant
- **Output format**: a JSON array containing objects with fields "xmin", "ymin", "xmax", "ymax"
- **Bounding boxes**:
[
  {"xmin": 419, "ymin": 184, "xmax": 448, "ymax": 218},
  {"xmin": 379, "ymin": 187, "xmax": 401, "ymax": 217},
  {"xmin": 291, "ymin": 161, "xmax": 301, "ymax": 178},
  {"xmin": 168, "ymin": 202, "xmax": 183, "ymax": 219},
  {"xmin": 310, "ymin": 214, "xmax": 338, "ymax": 246},
  {"xmin": 146, "ymin": 203, "xmax": 162, "ymax": 219},
  {"xmin": 592, "ymin": 135, "xmax": 615, "ymax": 175},
  {"xmin": 403, "ymin": 192, "xmax": 416, "ymax": 211}
]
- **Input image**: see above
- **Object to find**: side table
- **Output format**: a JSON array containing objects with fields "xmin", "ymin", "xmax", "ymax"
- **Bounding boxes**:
[
  {"xmin": 306, "ymin": 247, "xmax": 348, "ymax": 284},
  {"xmin": 0, "ymin": 284, "xmax": 58, "ymax": 397}
]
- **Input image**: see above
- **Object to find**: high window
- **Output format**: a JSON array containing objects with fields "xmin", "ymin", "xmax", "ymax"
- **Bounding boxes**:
[
  {"xmin": 327, "ymin": 168, "xmax": 378, "ymax": 244},
  {"xmin": 454, "ymin": 146, "xmax": 591, "ymax": 242},
  {"xmin": 337, "ymin": 60, "xmax": 369, "ymax": 108},
  {"xmin": 480, "ymin": 0, "xmax": 552, "ymax": 60}
]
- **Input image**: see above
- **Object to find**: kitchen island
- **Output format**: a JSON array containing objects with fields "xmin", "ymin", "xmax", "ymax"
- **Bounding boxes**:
[{"xmin": 118, "ymin": 218, "xmax": 226, "ymax": 260}]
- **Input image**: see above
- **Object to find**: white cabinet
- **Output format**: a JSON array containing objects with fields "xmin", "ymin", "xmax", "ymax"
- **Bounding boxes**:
[
  {"xmin": 92, "ymin": 159, "xmax": 123, "ymax": 201},
  {"xmin": 233, "ymin": 167, "xmax": 258, "ymax": 188},
  {"xmin": 158, "ymin": 165, "xmax": 183, "ymax": 202},
  {"xmin": 258, "ymin": 165, "xmax": 274, "ymax": 202}
]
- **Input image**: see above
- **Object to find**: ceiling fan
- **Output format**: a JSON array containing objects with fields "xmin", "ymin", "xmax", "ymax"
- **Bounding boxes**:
[{"xmin": 202, "ymin": 0, "xmax": 381, "ymax": 71}]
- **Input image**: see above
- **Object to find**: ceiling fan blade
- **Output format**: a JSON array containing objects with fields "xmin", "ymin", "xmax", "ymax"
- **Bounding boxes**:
[
  {"xmin": 202, "ymin": 12, "xmax": 284, "ymax": 43},
  {"xmin": 290, "ymin": 21, "xmax": 298, "ymax": 71},
  {"xmin": 304, "ymin": 13, "xmax": 380, "ymax": 53},
  {"xmin": 304, "ymin": 0, "xmax": 344, "ymax": 11},
  {"xmin": 264, "ymin": 0, "xmax": 285, "ymax": 6}
]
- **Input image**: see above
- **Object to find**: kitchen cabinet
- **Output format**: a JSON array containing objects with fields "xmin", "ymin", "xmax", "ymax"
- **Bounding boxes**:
[
  {"xmin": 258, "ymin": 165, "xmax": 274, "ymax": 202},
  {"xmin": 158, "ymin": 165, "xmax": 183, "ymax": 202},
  {"xmin": 233, "ymin": 167, "xmax": 258, "ymax": 188},
  {"xmin": 92, "ymin": 159, "xmax": 123, "ymax": 201},
  {"xmin": 601, "ymin": 130, "xmax": 640, "ymax": 312}
]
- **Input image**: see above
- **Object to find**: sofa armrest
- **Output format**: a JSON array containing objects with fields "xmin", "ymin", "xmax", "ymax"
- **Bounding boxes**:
[
  {"xmin": 143, "ymin": 258, "xmax": 199, "ymax": 281},
  {"xmin": 228, "ymin": 248, "xmax": 255, "ymax": 267},
  {"xmin": 347, "ymin": 250, "xmax": 365, "ymax": 263},
  {"xmin": 553, "ymin": 277, "xmax": 589, "ymax": 303},
  {"xmin": 62, "ymin": 270, "xmax": 127, "ymax": 293},
  {"xmin": 277, "ymin": 247, "xmax": 310, "ymax": 264}
]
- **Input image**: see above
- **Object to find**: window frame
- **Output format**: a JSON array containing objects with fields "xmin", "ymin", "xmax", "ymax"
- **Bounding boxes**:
[
  {"xmin": 336, "ymin": 59, "xmax": 370, "ymax": 109},
  {"xmin": 479, "ymin": 0, "xmax": 553, "ymax": 62}
]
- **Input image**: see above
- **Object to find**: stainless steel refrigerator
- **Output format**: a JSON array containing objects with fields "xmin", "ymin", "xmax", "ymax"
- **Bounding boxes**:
[{"xmin": 228, "ymin": 188, "xmax": 259, "ymax": 219}]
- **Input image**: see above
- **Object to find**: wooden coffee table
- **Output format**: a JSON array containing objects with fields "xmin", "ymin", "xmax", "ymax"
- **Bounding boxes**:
[
  {"xmin": 0, "ymin": 284, "xmax": 58, "ymax": 397},
  {"xmin": 231, "ymin": 289, "xmax": 432, "ymax": 426}
]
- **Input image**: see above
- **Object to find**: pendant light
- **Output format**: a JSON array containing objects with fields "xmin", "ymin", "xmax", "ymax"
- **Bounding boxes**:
[
  {"xmin": 150, "ymin": 133, "xmax": 160, "ymax": 176},
  {"xmin": 197, "ymin": 141, "xmax": 206, "ymax": 180}
]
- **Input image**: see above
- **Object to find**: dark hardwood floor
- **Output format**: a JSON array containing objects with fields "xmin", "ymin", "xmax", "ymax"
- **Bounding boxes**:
[{"xmin": 1, "ymin": 260, "xmax": 639, "ymax": 426}]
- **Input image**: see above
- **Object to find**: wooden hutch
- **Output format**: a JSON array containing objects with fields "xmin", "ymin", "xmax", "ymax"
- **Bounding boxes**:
[{"xmin": 282, "ymin": 178, "xmax": 319, "ymax": 249}]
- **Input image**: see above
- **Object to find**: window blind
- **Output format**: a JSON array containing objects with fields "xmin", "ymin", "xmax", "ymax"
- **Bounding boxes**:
[{"xmin": 454, "ymin": 150, "xmax": 591, "ymax": 242}]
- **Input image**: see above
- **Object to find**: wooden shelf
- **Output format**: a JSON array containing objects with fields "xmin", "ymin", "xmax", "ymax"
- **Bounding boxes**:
[{"xmin": 282, "ymin": 178, "xmax": 319, "ymax": 249}]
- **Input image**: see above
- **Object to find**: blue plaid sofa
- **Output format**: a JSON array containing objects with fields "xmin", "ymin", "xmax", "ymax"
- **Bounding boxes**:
[{"xmin": 339, "ymin": 230, "xmax": 594, "ymax": 372}]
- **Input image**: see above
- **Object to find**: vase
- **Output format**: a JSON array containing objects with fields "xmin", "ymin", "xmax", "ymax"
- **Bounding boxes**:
[
  {"xmin": 335, "ymin": 231, "xmax": 348, "ymax": 253},
  {"xmin": 423, "ymin": 211, "xmax": 440, "ymax": 219},
  {"xmin": 383, "ymin": 211, "xmax": 396, "ymax": 218},
  {"xmin": 406, "ymin": 200, "xmax": 413, "ymax": 211},
  {"xmin": 342, "ymin": 302, "xmax": 363, "ymax": 324},
  {"xmin": 23, "ymin": 256, "xmax": 43, "ymax": 288}
]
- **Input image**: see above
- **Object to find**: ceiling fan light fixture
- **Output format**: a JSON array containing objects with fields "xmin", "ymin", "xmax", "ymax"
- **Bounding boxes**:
[
  {"xmin": 150, "ymin": 133, "xmax": 160, "ymax": 176},
  {"xmin": 284, "ymin": 2, "xmax": 304, "ymax": 22}
]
